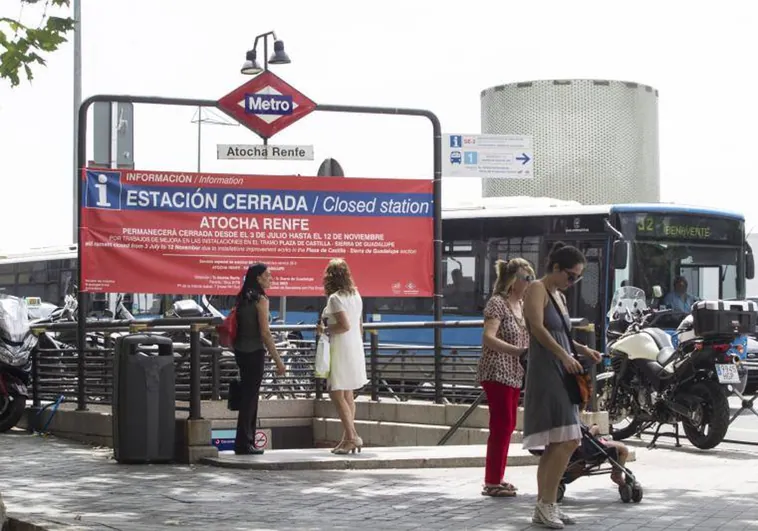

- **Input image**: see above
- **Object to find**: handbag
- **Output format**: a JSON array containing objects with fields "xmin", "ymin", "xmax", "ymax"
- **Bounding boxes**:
[
  {"xmin": 314, "ymin": 333, "xmax": 331, "ymax": 379},
  {"xmin": 227, "ymin": 378, "xmax": 241, "ymax": 411},
  {"xmin": 546, "ymin": 290, "xmax": 593, "ymax": 410},
  {"xmin": 218, "ymin": 305, "xmax": 238, "ymax": 348}
]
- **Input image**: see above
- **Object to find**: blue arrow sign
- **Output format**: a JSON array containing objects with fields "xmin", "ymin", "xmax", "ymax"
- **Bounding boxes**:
[{"xmin": 516, "ymin": 153, "xmax": 531, "ymax": 165}]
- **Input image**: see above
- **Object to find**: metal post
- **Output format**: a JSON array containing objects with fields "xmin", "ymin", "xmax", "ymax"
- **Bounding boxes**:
[
  {"xmin": 432, "ymin": 121, "xmax": 443, "ymax": 405},
  {"xmin": 72, "ymin": 0, "xmax": 82, "ymax": 242},
  {"xmin": 31, "ymin": 348, "xmax": 40, "ymax": 408},
  {"xmin": 189, "ymin": 326, "xmax": 202, "ymax": 420},
  {"xmin": 196, "ymin": 106, "xmax": 202, "ymax": 172},
  {"xmin": 77, "ymin": 330, "xmax": 87, "ymax": 410},
  {"xmin": 370, "ymin": 331, "xmax": 379, "ymax": 401},
  {"xmin": 211, "ymin": 335, "xmax": 221, "ymax": 401}
]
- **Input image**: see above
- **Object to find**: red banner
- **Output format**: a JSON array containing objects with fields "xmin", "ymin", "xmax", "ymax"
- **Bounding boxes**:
[{"xmin": 80, "ymin": 169, "xmax": 433, "ymax": 297}]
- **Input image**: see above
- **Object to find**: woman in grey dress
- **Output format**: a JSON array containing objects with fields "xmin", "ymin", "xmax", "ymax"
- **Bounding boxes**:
[{"xmin": 522, "ymin": 242, "xmax": 602, "ymax": 529}]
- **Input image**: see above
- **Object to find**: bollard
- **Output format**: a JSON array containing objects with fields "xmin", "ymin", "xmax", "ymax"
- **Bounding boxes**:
[
  {"xmin": 189, "ymin": 325, "xmax": 202, "ymax": 420},
  {"xmin": 370, "ymin": 331, "xmax": 379, "ymax": 401}
]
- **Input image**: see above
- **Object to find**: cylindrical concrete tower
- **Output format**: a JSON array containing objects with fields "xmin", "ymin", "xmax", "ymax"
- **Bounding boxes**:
[{"xmin": 480, "ymin": 79, "xmax": 660, "ymax": 204}]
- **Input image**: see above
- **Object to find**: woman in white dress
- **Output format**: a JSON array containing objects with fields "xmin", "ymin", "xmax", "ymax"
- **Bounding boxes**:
[{"xmin": 316, "ymin": 258, "xmax": 368, "ymax": 454}]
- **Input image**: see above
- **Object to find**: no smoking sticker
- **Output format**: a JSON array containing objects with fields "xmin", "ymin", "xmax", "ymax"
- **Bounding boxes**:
[{"xmin": 254, "ymin": 430, "xmax": 268, "ymax": 449}]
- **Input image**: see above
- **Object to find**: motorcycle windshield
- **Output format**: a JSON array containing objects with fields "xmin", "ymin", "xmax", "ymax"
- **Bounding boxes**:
[
  {"xmin": 0, "ymin": 296, "xmax": 31, "ymax": 343},
  {"xmin": 607, "ymin": 286, "xmax": 648, "ymax": 320}
]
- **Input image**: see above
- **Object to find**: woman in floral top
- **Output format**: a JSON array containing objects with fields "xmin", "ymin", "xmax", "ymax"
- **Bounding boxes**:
[{"xmin": 477, "ymin": 257, "xmax": 535, "ymax": 497}]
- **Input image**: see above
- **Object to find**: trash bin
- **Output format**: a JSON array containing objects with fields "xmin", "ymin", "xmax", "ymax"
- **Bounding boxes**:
[{"xmin": 112, "ymin": 333, "xmax": 175, "ymax": 463}]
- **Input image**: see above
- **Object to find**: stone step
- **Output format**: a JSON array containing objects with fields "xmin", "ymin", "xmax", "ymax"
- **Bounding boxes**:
[
  {"xmin": 203, "ymin": 444, "xmax": 537, "ymax": 471},
  {"xmin": 314, "ymin": 399, "xmax": 610, "ymax": 435},
  {"xmin": 313, "ymin": 417, "xmax": 523, "ymax": 447},
  {"xmin": 203, "ymin": 443, "xmax": 637, "ymax": 471}
]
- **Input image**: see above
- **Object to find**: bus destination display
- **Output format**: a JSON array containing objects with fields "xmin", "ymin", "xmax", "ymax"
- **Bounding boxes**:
[{"xmin": 633, "ymin": 214, "xmax": 741, "ymax": 243}]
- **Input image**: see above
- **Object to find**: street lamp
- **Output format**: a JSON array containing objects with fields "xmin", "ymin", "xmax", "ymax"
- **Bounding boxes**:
[{"xmin": 240, "ymin": 31, "xmax": 291, "ymax": 75}]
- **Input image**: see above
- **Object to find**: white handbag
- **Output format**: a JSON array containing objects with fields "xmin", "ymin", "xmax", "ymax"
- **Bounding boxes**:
[{"xmin": 314, "ymin": 334, "xmax": 331, "ymax": 379}]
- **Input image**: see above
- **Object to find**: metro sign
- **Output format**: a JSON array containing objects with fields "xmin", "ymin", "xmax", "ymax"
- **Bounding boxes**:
[{"xmin": 217, "ymin": 70, "xmax": 316, "ymax": 139}]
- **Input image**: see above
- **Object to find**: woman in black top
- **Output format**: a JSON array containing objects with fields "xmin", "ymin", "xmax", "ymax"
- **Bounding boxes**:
[{"xmin": 233, "ymin": 263, "xmax": 286, "ymax": 455}]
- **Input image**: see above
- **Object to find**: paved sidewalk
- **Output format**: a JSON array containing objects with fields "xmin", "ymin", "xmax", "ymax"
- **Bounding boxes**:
[{"xmin": 3, "ymin": 431, "xmax": 758, "ymax": 531}]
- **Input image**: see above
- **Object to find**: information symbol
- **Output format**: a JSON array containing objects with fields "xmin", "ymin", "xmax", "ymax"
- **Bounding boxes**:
[{"xmin": 450, "ymin": 135, "xmax": 462, "ymax": 148}]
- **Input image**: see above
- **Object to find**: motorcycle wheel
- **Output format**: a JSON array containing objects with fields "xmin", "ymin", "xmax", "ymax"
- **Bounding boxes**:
[
  {"xmin": 681, "ymin": 380, "xmax": 730, "ymax": 450},
  {"xmin": 596, "ymin": 380, "xmax": 641, "ymax": 442},
  {"xmin": 0, "ymin": 392, "xmax": 27, "ymax": 433}
]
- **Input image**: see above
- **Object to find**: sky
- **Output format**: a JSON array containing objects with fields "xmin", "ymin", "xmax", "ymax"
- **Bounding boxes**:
[{"xmin": 1, "ymin": 0, "xmax": 758, "ymax": 251}]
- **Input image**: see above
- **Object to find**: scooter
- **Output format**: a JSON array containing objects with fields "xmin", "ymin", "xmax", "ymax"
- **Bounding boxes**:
[{"xmin": 0, "ymin": 295, "xmax": 37, "ymax": 432}]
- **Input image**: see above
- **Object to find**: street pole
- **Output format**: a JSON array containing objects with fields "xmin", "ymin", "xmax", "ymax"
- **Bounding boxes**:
[
  {"xmin": 259, "ymin": 34, "xmax": 286, "ymax": 322},
  {"xmin": 196, "ymin": 106, "xmax": 202, "ymax": 172},
  {"xmin": 72, "ymin": 0, "xmax": 82, "ymax": 243}
]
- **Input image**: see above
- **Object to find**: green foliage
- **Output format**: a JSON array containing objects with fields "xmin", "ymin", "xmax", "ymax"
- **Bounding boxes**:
[{"xmin": 0, "ymin": 0, "xmax": 75, "ymax": 86}]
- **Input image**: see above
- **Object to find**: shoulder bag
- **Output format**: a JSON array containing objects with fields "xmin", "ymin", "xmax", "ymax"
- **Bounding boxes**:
[
  {"xmin": 545, "ymin": 290, "xmax": 592, "ymax": 410},
  {"xmin": 218, "ymin": 305, "xmax": 238, "ymax": 349}
]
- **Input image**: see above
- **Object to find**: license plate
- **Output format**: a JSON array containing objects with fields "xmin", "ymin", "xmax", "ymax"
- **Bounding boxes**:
[{"xmin": 716, "ymin": 363, "xmax": 741, "ymax": 384}]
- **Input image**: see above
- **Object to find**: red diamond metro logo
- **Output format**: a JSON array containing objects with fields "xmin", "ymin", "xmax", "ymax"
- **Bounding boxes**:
[{"xmin": 216, "ymin": 70, "xmax": 316, "ymax": 139}]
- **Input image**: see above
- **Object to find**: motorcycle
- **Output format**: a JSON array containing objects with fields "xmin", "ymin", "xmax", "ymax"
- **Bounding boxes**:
[
  {"xmin": 597, "ymin": 286, "xmax": 756, "ymax": 449},
  {"xmin": 0, "ymin": 295, "xmax": 37, "ymax": 432}
]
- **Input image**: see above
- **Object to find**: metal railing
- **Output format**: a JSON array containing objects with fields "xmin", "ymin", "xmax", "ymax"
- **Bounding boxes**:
[{"xmin": 29, "ymin": 318, "xmax": 490, "ymax": 419}]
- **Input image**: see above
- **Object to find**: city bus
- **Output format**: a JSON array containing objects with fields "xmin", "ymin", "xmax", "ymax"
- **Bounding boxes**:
[
  {"xmin": 1, "ymin": 198, "xmax": 752, "ymax": 350},
  {"xmin": 203, "ymin": 198, "xmax": 753, "ymax": 349},
  {"xmin": 0, "ymin": 246, "xmax": 159, "ymax": 317}
]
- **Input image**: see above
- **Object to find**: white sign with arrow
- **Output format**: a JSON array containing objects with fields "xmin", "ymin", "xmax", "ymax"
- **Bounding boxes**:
[{"xmin": 442, "ymin": 134, "xmax": 534, "ymax": 179}]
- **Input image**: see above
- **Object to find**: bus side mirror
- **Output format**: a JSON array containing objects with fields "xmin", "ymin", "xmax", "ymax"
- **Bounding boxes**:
[
  {"xmin": 747, "ymin": 251, "xmax": 755, "ymax": 280},
  {"xmin": 652, "ymin": 285, "xmax": 663, "ymax": 298},
  {"xmin": 612, "ymin": 241, "xmax": 628, "ymax": 270}
]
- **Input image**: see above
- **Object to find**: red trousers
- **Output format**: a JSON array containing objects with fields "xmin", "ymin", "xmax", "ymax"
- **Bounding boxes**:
[{"xmin": 481, "ymin": 381, "xmax": 520, "ymax": 485}]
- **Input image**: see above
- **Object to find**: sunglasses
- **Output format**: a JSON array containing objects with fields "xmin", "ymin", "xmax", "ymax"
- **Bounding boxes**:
[
  {"xmin": 564, "ymin": 270, "xmax": 583, "ymax": 284},
  {"xmin": 517, "ymin": 273, "xmax": 535, "ymax": 282}
]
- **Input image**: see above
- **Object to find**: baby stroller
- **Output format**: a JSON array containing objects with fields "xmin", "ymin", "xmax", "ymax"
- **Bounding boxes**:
[{"xmin": 529, "ymin": 425, "xmax": 643, "ymax": 504}]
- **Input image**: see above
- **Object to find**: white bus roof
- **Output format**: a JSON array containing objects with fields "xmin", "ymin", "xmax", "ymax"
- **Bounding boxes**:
[
  {"xmin": 0, "ymin": 245, "xmax": 77, "ymax": 264},
  {"xmin": 443, "ymin": 197, "xmax": 745, "ymax": 221}
]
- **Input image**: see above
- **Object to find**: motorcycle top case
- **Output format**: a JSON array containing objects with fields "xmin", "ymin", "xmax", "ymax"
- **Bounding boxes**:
[{"xmin": 691, "ymin": 300, "xmax": 758, "ymax": 338}]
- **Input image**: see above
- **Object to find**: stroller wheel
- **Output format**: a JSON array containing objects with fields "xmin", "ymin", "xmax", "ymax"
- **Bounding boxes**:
[
  {"xmin": 631, "ymin": 485, "xmax": 643, "ymax": 503},
  {"xmin": 619, "ymin": 484, "xmax": 632, "ymax": 503},
  {"xmin": 557, "ymin": 483, "xmax": 566, "ymax": 503}
]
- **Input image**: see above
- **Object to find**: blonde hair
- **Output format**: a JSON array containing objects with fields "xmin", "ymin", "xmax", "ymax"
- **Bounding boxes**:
[
  {"xmin": 323, "ymin": 258, "xmax": 357, "ymax": 296},
  {"xmin": 493, "ymin": 258, "xmax": 535, "ymax": 295}
]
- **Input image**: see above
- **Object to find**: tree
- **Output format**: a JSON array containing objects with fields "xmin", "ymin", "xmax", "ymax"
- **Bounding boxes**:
[{"xmin": 0, "ymin": 0, "xmax": 75, "ymax": 86}]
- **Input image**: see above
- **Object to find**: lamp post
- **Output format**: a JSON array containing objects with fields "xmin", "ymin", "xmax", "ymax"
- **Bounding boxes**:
[
  {"xmin": 72, "ymin": 0, "xmax": 82, "ymax": 243},
  {"xmin": 240, "ymin": 30, "xmax": 291, "ymax": 78},
  {"xmin": 240, "ymin": 31, "xmax": 291, "ymax": 322}
]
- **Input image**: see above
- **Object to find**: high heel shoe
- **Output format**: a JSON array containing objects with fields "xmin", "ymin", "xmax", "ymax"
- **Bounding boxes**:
[
  {"xmin": 333, "ymin": 436, "xmax": 363, "ymax": 455},
  {"xmin": 330, "ymin": 440, "xmax": 345, "ymax": 454}
]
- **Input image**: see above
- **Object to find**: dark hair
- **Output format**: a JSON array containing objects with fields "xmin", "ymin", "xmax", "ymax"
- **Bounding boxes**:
[
  {"xmin": 546, "ymin": 241, "xmax": 586, "ymax": 272},
  {"xmin": 674, "ymin": 275, "xmax": 688, "ymax": 286},
  {"xmin": 237, "ymin": 263, "xmax": 268, "ymax": 304}
]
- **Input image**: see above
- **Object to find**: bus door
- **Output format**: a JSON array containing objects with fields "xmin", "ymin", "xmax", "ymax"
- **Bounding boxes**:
[{"xmin": 543, "ymin": 238, "xmax": 608, "ymax": 349}]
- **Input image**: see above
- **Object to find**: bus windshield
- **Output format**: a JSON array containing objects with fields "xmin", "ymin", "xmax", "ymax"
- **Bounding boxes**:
[
  {"xmin": 618, "ymin": 211, "xmax": 745, "ymax": 302},
  {"xmin": 631, "ymin": 242, "xmax": 739, "ymax": 301}
]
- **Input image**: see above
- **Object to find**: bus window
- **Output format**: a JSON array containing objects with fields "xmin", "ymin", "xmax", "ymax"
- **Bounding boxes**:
[{"xmin": 442, "ymin": 240, "xmax": 480, "ymax": 315}]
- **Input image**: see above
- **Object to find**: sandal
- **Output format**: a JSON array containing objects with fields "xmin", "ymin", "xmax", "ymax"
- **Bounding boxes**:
[
  {"xmin": 481, "ymin": 485, "xmax": 516, "ymax": 497},
  {"xmin": 500, "ymin": 482, "xmax": 518, "ymax": 492}
]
